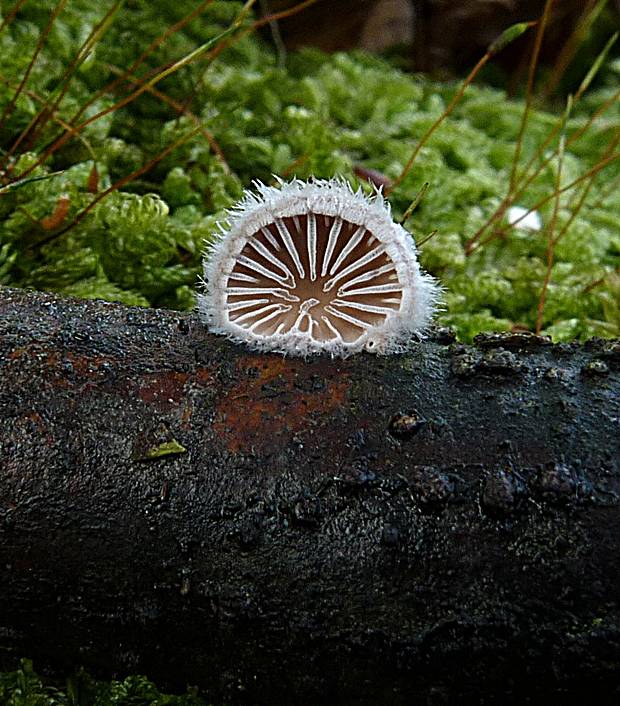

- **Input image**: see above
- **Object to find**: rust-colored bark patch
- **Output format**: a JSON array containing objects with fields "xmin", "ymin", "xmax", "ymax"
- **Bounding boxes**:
[
  {"xmin": 138, "ymin": 371, "xmax": 190, "ymax": 407},
  {"xmin": 214, "ymin": 356, "xmax": 349, "ymax": 454}
]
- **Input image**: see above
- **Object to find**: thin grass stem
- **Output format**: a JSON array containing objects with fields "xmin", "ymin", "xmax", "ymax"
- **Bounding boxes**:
[
  {"xmin": 0, "ymin": 0, "xmax": 69, "ymax": 130},
  {"xmin": 69, "ymin": 0, "xmax": 217, "ymax": 127},
  {"xmin": 1, "ymin": 1, "xmax": 122, "ymax": 170},
  {"xmin": 387, "ymin": 21, "xmax": 535, "ymax": 195},
  {"xmin": 472, "ymin": 139, "xmax": 620, "ymax": 252},
  {"xmin": 36, "ymin": 125, "xmax": 203, "ymax": 246},
  {"xmin": 508, "ymin": 0, "xmax": 554, "ymax": 194},
  {"xmin": 399, "ymin": 182, "xmax": 429, "ymax": 224},
  {"xmin": 465, "ymin": 81, "xmax": 620, "ymax": 255},
  {"xmin": 0, "ymin": 0, "xmax": 30, "ymax": 36},
  {"xmin": 105, "ymin": 63, "xmax": 229, "ymax": 172},
  {"xmin": 543, "ymin": 0, "xmax": 608, "ymax": 99},
  {"xmin": 13, "ymin": 23, "xmax": 238, "ymax": 184},
  {"xmin": 535, "ymin": 134, "xmax": 565, "ymax": 334}
]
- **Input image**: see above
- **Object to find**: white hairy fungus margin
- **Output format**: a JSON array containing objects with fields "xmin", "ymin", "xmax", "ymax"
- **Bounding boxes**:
[{"xmin": 198, "ymin": 177, "xmax": 439, "ymax": 357}]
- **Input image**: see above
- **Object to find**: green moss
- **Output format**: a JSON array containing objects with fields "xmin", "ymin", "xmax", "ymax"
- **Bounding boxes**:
[
  {"xmin": 0, "ymin": 659, "xmax": 209, "ymax": 706},
  {"xmin": 0, "ymin": 1, "xmax": 618, "ymax": 341}
]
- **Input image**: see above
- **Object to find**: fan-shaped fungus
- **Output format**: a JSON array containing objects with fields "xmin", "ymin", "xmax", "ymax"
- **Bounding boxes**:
[{"xmin": 198, "ymin": 178, "xmax": 438, "ymax": 357}]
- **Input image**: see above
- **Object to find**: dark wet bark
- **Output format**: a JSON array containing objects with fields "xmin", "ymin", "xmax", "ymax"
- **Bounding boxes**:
[{"xmin": 0, "ymin": 286, "xmax": 619, "ymax": 706}]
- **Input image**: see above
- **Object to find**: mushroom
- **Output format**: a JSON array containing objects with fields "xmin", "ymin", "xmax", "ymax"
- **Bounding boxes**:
[{"xmin": 198, "ymin": 178, "xmax": 439, "ymax": 357}]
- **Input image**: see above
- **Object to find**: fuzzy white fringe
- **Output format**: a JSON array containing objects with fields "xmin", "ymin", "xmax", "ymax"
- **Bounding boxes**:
[{"xmin": 197, "ymin": 177, "xmax": 440, "ymax": 358}]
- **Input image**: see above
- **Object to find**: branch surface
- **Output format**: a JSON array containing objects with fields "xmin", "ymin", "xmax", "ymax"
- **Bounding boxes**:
[{"xmin": 0, "ymin": 287, "xmax": 619, "ymax": 705}]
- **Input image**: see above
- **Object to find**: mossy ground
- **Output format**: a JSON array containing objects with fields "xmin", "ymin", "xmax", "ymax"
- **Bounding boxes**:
[
  {"xmin": 0, "ymin": 1, "xmax": 618, "ymax": 341},
  {"xmin": 0, "ymin": 659, "xmax": 209, "ymax": 706}
]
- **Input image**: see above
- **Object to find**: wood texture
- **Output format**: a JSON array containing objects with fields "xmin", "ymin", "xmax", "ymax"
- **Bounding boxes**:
[{"xmin": 0, "ymin": 287, "xmax": 619, "ymax": 705}]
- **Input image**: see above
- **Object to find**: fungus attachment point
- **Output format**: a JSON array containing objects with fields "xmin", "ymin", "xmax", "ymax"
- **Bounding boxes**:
[{"xmin": 198, "ymin": 178, "xmax": 439, "ymax": 357}]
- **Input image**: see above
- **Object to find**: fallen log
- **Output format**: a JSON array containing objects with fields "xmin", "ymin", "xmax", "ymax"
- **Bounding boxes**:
[{"xmin": 0, "ymin": 286, "xmax": 619, "ymax": 705}]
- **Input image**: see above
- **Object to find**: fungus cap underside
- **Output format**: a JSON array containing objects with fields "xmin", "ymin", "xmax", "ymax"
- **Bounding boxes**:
[{"xmin": 198, "ymin": 178, "xmax": 438, "ymax": 357}]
